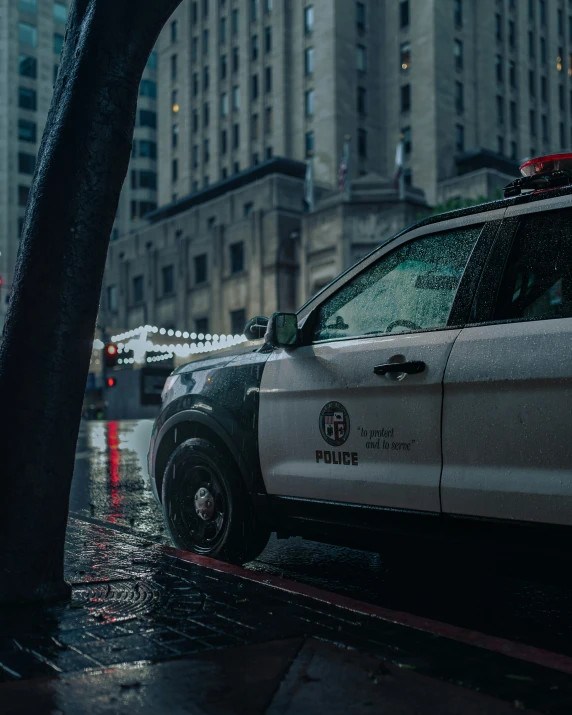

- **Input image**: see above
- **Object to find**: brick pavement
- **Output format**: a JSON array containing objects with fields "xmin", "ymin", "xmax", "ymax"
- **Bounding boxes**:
[{"xmin": 0, "ymin": 517, "xmax": 571, "ymax": 713}]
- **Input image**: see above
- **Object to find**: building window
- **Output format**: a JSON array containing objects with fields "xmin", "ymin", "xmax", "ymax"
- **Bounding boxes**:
[
  {"xmin": 222, "ymin": 167, "xmax": 228, "ymax": 179},
  {"xmin": 171, "ymin": 19, "xmax": 178, "ymax": 43},
  {"xmin": 455, "ymin": 81, "xmax": 464, "ymax": 114},
  {"xmin": 162, "ymin": 266, "xmax": 174, "ymax": 295},
  {"xmin": 221, "ymin": 129, "xmax": 228, "ymax": 154},
  {"xmin": 230, "ymin": 309, "xmax": 247, "ymax": 335},
  {"xmin": 541, "ymin": 75, "xmax": 548, "ymax": 103},
  {"xmin": 192, "ymin": 110, "xmax": 199, "ymax": 133},
  {"xmin": 357, "ymin": 2, "xmax": 366, "ymax": 31},
  {"xmin": 251, "ymin": 34, "xmax": 259, "ymax": 60},
  {"xmin": 265, "ymin": 26, "xmax": 272, "ymax": 53},
  {"xmin": 221, "ymin": 92, "xmax": 228, "ymax": 116},
  {"xmin": 454, "ymin": 39, "xmax": 463, "ymax": 70},
  {"xmin": 511, "ymin": 141, "xmax": 517, "ymax": 160},
  {"xmin": 357, "ymin": 86, "xmax": 366, "ymax": 115},
  {"xmin": 265, "ymin": 0, "xmax": 272, "ymax": 12},
  {"xmin": 220, "ymin": 16, "xmax": 227, "ymax": 43},
  {"xmin": 203, "ymin": 29, "xmax": 209, "ymax": 55},
  {"xmin": 19, "ymin": 0, "xmax": 37, "ymax": 12},
  {"xmin": 455, "ymin": 124, "xmax": 464, "ymax": 152},
  {"xmin": 54, "ymin": 2, "xmax": 67, "ymax": 23},
  {"xmin": 18, "ymin": 22, "xmax": 37, "ymax": 47},
  {"xmin": 305, "ymin": 89, "xmax": 314, "ymax": 117},
  {"xmin": 233, "ymin": 161, "xmax": 240, "ymax": 174},
  {"xmin": 528, "ymin": 0, "xmax": 534, "ymax": 20},
  {"xmin": 400, "ymin": 41, "xmax": 410, "ymax": 71},
  {"xmin": 399, "ymin": 0, "xmax": 409, "ymax": 28},
  {"xmin": 495, "ymin": 13, "xmax": 502, "ymax": 42},
  {"xmin": 54, "ymin": 33, "xmax": 64, "ymax": 54},
  {"xmin": 305, "ymin": 130, "xmax": 314, "ymax": 156},
  {"xmin": 252, "ymin": 73, "xmax": 259, "ymax": 99},
  {"xmin": 356, "ymin": 44, "xmax": 366, "ymax": 72},
  {"xmin": 203, "ymin": 102, "xmax": 210, "ymax": 127},
  {"xmin": 221, "ymin": 54, "xmax": 227, "ymax": 79},
  {"xmin": 358, "ymin": 128, "xmax": 367, "ymax": 158},
  {"xmin": 139, "ymin": 171, "xmax": 157, "ymax": 189},
  {"xmin": 233, "ymin": 123, "xmax": 240, "ymax": 148},
  {"xmin": 304, "ymin": 5, "xmax": 314, "ymax": 34},
  {"xmin": 557, "ymin": 46, "xmax": 564, "ymax": 72},
  {"xmin": 251, "ymin": 0, "xmax": 259, "ymax": 22},
  {"xmin": 230, "ymin": 242, "xmax": 244, "ymax": 273},
  {"xmin": 402, "ymin": 126, "xmax": 411, "ymax": 154},
  {"xmin": 192, "ymin": 72, "xmax": 199, "ymax": 96},
  {"xmin": 232, "ymin": 8, "xmax": 239, "ymax": 34},
  {"xmin": 204, "ymin": 138, "xmax": 210, "ymax": 163},
  {"xmin": 203, "ymin": 65, "xmax": 210, "ymax": 90},
  {"xmin": 195, "ymin": 317, "xmax": 209, "ymax": 334},
  {"xmin": 139, "ymin": 140, "xmax": 157, "ymax": 158},
  {"xmin": 252, "ymin": 113, "xmax": 259, "ymax": 140},
  {"xmin": 171, "ymin": 124, "xmax": 179, "ymax": 149},
  {"xmin": 232, "ymin": 85, "xmax": 240, "ymax": 110},
  {"xmin": 497, "ymin": 95, "xmax": 504, "ymax": 125},
  {"xmin": 19, "ymin": 55, "xmax": 37, "ymax": 78},
  {"xmin": 191, "ymin": 37, "xmax": 198, "ymax": 63},
  {"xmin": 232, "ymin": 46, "xmax": 240, "ymax": 73},
  {"xmin": 539, "ymin": 0, "xmax": 546, "ymax": 26},
  {"xmin": 529, "ymin": 70, "xmax": 535, "ymax": 97},
  {"xmin": 203, "ymin": 0, "xmax": 209, "ymax": 18},
  {"xmin": 172, "ymin": 158, "xmax": 178, "ymax": 182},
  {"xmin": 18, "ymin": 119, "xmax": 36, "ymax": 142},
  {"xmin": 172, "ymin": 89, "xmax": 179, "ymax": 113},
  {"xmin": 542, "ymin": 114, "xmax": 548, "ymax": 142},
  {"xmin": 265, "ymin": 146, "xmax": 273, "ymax": 159},
  {"xmin": 18, "ymin": 87, "xmax": 37, "ymax": 113},
  {"xmin": 530, "ymin": 109, "xmax": 536, "ymax": 136},
  {"xmin": 18, "ymin": 185, "xmax": 30, "ymax": 206},
  {"xmin": 265, "ymin": 106, "xmax": 273, "ymax": 134},
  {"xmin": 528, "ymin": 31, "xmax": 535, "ymax": 58},
  {"xmin": 140, "ymin": 79, "xmax": 157, "ymax": 98},
  {"xmin": 194, "ymin": 254, "xmax": 208, "ymax": 284},
  {"xmin": 560, "ymin": 84, "xmax": 565, "ymax": 110},
  {"xmin": 265, "ymin": 66, "xmax": 272, "ymax": 93},
  {"xmin": 497, "ymin": 136, "xmax": 504, "ymax": 155},
  {"xmin": 107, "ymin": 285, "xmax": 117, "ymax": 313},
  {"xmin": 560, "ymin": 121, "xmax": 565, "ymax": 148},
  {"xmin": 510, "ymin": 100, "xmax": 517, "ymax": 129},
  {"xmin": 139, "ymin": 110, "xmax": 156, "ymax": 128},
  {"xmin": 454, "ymin": 0, "xmax": 462, "ymax": 27},
  {"xmin": 171, "ymin": 54, "xmax": 177, "ymax": 81},
  {"xmin": 192, "ymin": 144, "xmax": 198, "ymax": 168},
  {"xmin": 403, "ymin": 168, "xmax": 412, "ymax": 187},
  {"xmin": 140, "ymin": 201, "xmax": 156, "ymax": 217},
  {"xmin": 508, "ymin": 20, "xmax": 515, "ymax": 48},
  {"xmin": 495, "ymin": 55, "xmax": 503, "ymax": 83},
  {"xmin": 400, "ymin": 84, "xmax": 411, "ymax": 112},
  {"xmin": 252, "ymin": 152, "xmax": 260, "ymax": 165},
  {"xmin": 147, "ymin": 50, "xmax": 158, "ymax": 69},
  {"xmin": 301, "ymin": 49, "xmax": 313, "ymax": 80},
  {"xmin": 509, "ymin": 60, "xmax": 516, "ymax": 88},
  {"xmin": 133, "ymin": 276, "xmax": 144, "ymax": 304}
]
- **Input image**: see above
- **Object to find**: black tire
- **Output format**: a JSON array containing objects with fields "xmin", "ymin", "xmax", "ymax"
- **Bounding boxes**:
[{"xmin": 161, "ymin": 438, "xmax": 270, "ymax": 564}]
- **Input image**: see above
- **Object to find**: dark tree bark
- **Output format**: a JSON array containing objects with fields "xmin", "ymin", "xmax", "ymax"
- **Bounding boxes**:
[{"xmin": 0, "ymin": 0, "xmax": 181, "ymax": 605}]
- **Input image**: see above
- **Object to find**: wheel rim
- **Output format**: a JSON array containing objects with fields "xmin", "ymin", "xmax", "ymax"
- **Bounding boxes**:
[{"xmin": 166, "ymin": 459, "xmax": 229, "ymax": 554}]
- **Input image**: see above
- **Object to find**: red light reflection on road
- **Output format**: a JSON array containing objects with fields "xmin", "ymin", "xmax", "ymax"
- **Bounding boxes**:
[{"xmin": 107, "ymin": 421, "xmax": 123, "ymax": 524}]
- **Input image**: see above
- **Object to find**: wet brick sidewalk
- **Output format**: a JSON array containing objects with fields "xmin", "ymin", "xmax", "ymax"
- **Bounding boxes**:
[{"xmin": 0, "ymin": 517, "xmax": 571, "ymax": 713}]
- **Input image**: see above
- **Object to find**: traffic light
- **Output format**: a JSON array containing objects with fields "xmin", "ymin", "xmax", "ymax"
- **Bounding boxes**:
[
  {"xmin": 104, "ymin": 344, "xmax": 119, "ymax": 369},
  {"xmin": 106, "ymin": 377, "xmax": 117, "ymax": 388}
]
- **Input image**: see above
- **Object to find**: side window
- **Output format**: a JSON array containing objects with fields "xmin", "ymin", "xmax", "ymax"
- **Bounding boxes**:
[
  {"xmin": 312, "ymin": 225, "xmax": 482, "ymax": 342},
  {"xmin": 494, "ymin": 210, "xmax": 572, "ymax": 323}
]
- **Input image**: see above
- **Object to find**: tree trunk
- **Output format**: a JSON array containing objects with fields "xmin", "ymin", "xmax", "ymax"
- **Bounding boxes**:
[{"xmin": 0, "ymin": 0, "xmax": 181, "ymax": 605}]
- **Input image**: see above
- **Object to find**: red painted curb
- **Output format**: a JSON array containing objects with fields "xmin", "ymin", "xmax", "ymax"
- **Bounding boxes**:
[{"xmin": 161, "ymin": 543, "xmax": 572, "ymax": 677}]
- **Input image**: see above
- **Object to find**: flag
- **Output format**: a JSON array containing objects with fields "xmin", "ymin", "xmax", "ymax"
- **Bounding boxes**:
[
  {"xmin": 304, "ymin": 154, "xmax": 315, "ymax": 211},
  {"xmin": 338, "ymin": 136, "xmax": 351, "ymax": 199},
  {"xmin": 394, "ymin": 135, "xmax": 405, "ymax": 200}
]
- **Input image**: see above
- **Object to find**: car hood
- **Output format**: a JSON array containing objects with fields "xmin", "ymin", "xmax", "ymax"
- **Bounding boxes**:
[{"xmin": 172, "ymin": 340, "xmax": 266, "ymax": 375}]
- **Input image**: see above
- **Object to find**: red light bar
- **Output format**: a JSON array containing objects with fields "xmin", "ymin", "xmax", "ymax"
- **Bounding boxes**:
[
  {"xmin": 106, "ymin": 345, "xmax": 117, "ymax": 355},
  {"xmin": 520, "ymin": 153, "xmax": 572, "ymax": 177}
]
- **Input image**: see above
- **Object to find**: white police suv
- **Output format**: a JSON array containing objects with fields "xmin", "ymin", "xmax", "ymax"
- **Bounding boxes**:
[{"xmin": 148, "ymin": 154, "xmax": 572, "ymax": 564}]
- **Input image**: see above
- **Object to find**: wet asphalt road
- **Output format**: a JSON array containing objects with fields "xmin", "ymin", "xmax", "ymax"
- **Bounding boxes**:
[{"xmin": 72, "ymin": 419, "xmax": 572, "ymax": 659}]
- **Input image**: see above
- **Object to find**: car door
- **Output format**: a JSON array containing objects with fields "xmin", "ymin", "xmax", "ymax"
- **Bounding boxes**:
[
  {"xmin": 441, "ymin": 202, "xmax": 572, "ymax": 525},
  {"xmin": 259, "ymin": 215, "xmax": 500, "ymax": 512}
]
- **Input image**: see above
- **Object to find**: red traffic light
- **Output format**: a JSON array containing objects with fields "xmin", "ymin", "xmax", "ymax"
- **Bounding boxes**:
[
  {"xmin": 106, "ymin": 377, "xmax": 116, "ymax": 388},
  {"xmin": 104, "ymin": 343, "xmax": 119, "ymax": 368},
  {"xmin": 106, "ymin": 345, "xmax": 117, "ymax": 356}
]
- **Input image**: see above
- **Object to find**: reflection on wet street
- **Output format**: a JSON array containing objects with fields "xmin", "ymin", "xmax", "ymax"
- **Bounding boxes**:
[{"xmin": 72, "ymin": 420, "xmax": 572, "ymax": 658}]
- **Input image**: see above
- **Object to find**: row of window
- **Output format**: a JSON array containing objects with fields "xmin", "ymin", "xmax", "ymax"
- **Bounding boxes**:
[
  {"xmin": 19, "ymin": 0, "xmax": 67, "ymax": 23},
  {"xmin": 183, "ymin": 0, "xmax": 272, "ymax": 32},
  {"xmin": 19, "ymin": 22, "xmax": 64, "ymax": 53}
]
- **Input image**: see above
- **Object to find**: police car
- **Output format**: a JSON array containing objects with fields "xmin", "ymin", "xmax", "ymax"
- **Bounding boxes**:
[{"xmin": 148, "ymin": 154, "xmax": 572, "ymax": 564}]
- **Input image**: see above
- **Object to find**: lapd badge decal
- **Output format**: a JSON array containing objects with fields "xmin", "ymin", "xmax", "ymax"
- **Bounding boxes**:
[{"xmin": 319, "ymin": 401, "xmax": 350, "ymax": 447}]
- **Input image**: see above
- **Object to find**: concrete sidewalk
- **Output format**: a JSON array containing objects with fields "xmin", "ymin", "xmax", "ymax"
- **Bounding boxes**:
[{"xmin": 0, "ymin": 517, "xmax": 569, "ymax": 713}]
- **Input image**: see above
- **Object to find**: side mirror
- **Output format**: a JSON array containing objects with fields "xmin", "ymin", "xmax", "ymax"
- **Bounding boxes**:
[
  {"xmin": 264, "ymin": 312, "xmax": 300, "ymax": 348},
  {"xmin": 244, "ymin": 315, "xmax": 269, "ymax": 340}
]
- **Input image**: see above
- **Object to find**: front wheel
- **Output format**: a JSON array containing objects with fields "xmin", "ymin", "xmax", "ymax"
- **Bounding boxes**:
[{"xmin": 162, "ymin": 438, "xmax": 270, "ymax": 564}]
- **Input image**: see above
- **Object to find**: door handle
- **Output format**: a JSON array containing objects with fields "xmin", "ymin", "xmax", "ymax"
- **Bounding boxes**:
[{"xmin": 374, "ymin": 361, "xmax": 426, "ymax": 376}]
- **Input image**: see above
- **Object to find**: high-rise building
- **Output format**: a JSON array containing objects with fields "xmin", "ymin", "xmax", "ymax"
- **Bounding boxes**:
[
  {"xmin": 158, "ymin": 0, "xmax": 572, "ymax": 208},
  {"xmin": 0, "ymin": 0, "xmax": 158, "ymax": 329}
]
